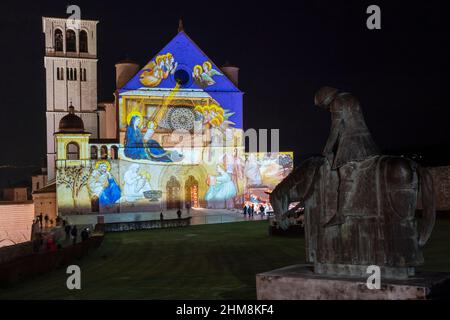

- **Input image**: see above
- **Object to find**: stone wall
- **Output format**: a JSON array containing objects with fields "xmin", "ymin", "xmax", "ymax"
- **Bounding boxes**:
[
  {"xmin": 0, "ymin": 202, "xmax": 34, "ymax": 248},
  {"xmin": 429, "ymin": 166, "xmax": 450, "ymax": 211},
  {"xmin": 0, "ymin": 241, "xmax": 33, "ymax": 265}
]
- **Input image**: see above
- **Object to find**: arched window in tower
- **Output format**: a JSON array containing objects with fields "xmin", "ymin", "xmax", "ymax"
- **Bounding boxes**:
[
  {"xmin": 69, "ymin": 68, "xmax": 74, "ymax": 81},
  {"xmin": 110, "ymin": 146, "xmax": 118, "ymax": 159},
  {"xmin": 56, "ymin": 68, "xmax": 60, "ymax": 80},
  {"xmin": 90, "ymin": 146, "xmax": 98, "ymax": 159},
  {"xmin": 100, "ymin": 145, "xmax": 108, "ymax": 159},
  {"xmin": 54, "ymin": 29, "xmax": 63, "ymax": 52},
  {"xmin": 74, "ymin": 68, "xmax": 77, "ymax": 81},
  {"xmin": 79, "ymin": 30, "xmax": 88, "ymax": 53},
  {"xmin": 66, "ymin": 29, "xmax": 76, "ymax": 52},
  {"xmin": 66, "ymin": 142, "xmax": 80, "ymax": 160}
]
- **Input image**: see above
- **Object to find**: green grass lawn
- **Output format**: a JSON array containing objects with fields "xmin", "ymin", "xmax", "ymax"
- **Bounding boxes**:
[{"xmin": 1, "ymin": 219, "xmax": 449, "ymax": 300}]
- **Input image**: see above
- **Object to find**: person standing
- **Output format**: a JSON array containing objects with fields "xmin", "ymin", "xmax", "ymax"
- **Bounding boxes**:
[
  {"xmin": 64, "ymin": 224, "xmax": 71, "ymax": 241},
  {"xmin": 38, "ymin": 213, "xmax": 43, "ymax": 229},
  {"xmin": 185, "ymin": 202, "xmax": 191, "ymax": 215},
  {"xmin": 250, "ymin": 204, "xmax": 255, "ymax": 218},
  {"xmin": 176, "ymin": 209, "xmax": 182, "ymax": 219},
  {"xmin": 70, "ymin": 225, "xmax": 78, "ymax": 245},
  {"xmin": 81, "ymin": 229, "xmax": 89, "ymax": 242},
  {"xmin": 160, "ymin": 212, "xmax": 164, "ymax": 221},
  {"xmin": 44, "ymin": 214, "xmax": 49, "ymax": 228},
  {"xmin": 259, "ymin": 204, "xmax": 265, "ymax": 216},
  {"xmin": 243, "ymin": 204, "xmax": 248, "ymax": 216}
]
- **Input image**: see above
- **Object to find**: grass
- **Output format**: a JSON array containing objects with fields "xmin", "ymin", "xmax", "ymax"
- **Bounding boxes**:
[{"xmin": 0, "ymin": 219, "xmax": 449, "ymax": 300}]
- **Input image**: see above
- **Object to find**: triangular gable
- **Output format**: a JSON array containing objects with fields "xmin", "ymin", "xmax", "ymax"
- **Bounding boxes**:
[{"xmin": 120, "ymin": 31, "xmax": 241, "ymax": 93}]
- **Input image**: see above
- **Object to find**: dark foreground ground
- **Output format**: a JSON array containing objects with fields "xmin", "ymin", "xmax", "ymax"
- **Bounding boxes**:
[{"xmin": 1, "ymin": 220, "xmax": 449, "ymax": 299}]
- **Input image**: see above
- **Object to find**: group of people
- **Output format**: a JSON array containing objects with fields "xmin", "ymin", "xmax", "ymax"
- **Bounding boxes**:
[
  {"xmin": 64, "ymin": 224, "xmax": 91, "ymax": 245},
  {"xmin": 242, "ymin": 203, "xmax": 266, "ymax": 218},
  {"xmin": 33, "ymin": 213, "xmax": 62, "ymax": 229}
]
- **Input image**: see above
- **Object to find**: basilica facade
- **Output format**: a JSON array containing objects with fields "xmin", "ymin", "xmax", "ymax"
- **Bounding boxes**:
[{"xmin": 42, "ymin": 17, "xmax": 293, "ymax": 217}]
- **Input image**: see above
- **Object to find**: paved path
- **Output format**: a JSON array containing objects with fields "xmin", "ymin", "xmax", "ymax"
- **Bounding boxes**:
[{"xmin": 64, "ymin": 208, "xmax": 268, "ymax": 227}]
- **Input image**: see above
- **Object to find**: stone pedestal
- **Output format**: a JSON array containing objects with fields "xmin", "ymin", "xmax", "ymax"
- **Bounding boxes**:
[{"xmin": 256, "ymin": 264, "xmax": 450, "ymax": 300}]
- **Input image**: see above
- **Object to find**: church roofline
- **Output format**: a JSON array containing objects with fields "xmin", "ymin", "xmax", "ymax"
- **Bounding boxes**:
[{"xmin": 42, "ymin": 16, "xmax": 99, "ymax": 24}]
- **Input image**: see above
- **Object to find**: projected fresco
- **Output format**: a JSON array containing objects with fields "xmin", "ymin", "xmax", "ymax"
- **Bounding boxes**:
[
  {"xmin": 244, "ymin": 152, "xmax": 294, "ymax": 212},
  {"xmin": 55, "ymin": 31, "xmax": 292, "ymax": 217}
]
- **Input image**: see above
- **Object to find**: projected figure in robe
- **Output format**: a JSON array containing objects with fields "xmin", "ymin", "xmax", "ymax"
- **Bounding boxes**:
[
  {"xmin": 88, "ymin": 160, "xmax": 121, "ymax": 211},
  {"xmin": 205, "ymin": 164, "xmax": 237, "ymax": 208},
  {"xmin": 124, "ymin": 113, "xmax": 183, "ymax": 162},
  {"xmin": 123, "ymin": 163, "xmax": 152, "ymax": 202}
]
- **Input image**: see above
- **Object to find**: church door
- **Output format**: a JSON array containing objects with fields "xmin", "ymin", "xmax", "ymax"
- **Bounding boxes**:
[
  {"xmin": 166, "ymin": 176, "xmax": 181, "ymax": 210},
  {"xmin": 185, "ymin": 176, "xmax": 199, "ymax": 208}
]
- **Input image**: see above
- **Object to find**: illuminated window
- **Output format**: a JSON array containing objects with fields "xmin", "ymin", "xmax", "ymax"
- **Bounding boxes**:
[
  {"xmin": 54, "ymin": 29, "xmax": 63, "ymax": 52},
  {"xmin": 100, "ymin": 145, "xmax": 108, "ymax": 159},
  {"xmin": 90, "ymin": 146, "xmax": 98, "ymax": 159},
  {"xmin": 66, "ymin": 142, "xmax": 80, "ymax": 160},
  {"xmin": 79, "ymin": 30, "xmax": 88, "ymax": 53},
  {"xmin": 66, "ymin": 29, "xmax": 76, "ymax": 52}
]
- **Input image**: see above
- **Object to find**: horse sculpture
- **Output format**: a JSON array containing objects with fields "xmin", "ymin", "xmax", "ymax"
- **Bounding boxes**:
[{"xmin": 270, "ymin": 87, "xmax": 436, "ymax": 279}]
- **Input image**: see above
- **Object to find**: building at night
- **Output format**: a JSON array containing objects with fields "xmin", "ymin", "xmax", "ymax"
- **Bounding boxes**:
[{"xmin": 39, "ymin": 17, "xmax": 293, "ymax": 221}]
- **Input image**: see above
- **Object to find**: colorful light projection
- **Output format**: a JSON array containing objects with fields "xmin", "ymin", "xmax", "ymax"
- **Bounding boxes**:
[
  {"xmin": 56, "ymin": 31, "xmax": 291, "ymax": 217},
  {"xmin": 244, "ymin": 152, "xmax": 294, "ymax": 210}
]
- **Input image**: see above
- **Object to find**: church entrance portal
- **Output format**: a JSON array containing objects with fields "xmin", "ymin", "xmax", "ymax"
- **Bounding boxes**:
[
  {"xmin": 185, "ymin": 176, "xmax": 199, "ymax": 208},
  {"xmin": 166, "ymin": 176, "xmax": 181, "ymax": 209}
]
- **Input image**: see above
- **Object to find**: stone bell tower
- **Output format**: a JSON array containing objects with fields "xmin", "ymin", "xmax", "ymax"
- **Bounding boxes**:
[{"xmin": 42, "ymin": 16, "xmax": 99, "ymax": 181}]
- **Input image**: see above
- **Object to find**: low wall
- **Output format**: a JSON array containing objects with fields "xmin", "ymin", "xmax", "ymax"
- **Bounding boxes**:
[
  {"xmin": 103, "ymin": 217, "xmax": 192, "ymax": 232},
  {"xmin": 0, "ymin": 241, "xmax": 33, "ymax": 265},
  {"xmin": 0, "ymin": 235, "xmax": 103, "ymax": 286}
]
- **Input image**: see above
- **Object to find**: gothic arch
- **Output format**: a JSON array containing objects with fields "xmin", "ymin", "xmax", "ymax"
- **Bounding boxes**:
[{"xmin": 166, "ymin": 176, "xmax": 181, "ymax": 210}]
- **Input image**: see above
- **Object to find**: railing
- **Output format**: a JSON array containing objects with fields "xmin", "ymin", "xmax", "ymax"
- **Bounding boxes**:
[
  {"xmin": 190, "ymin": 213, "xmax": 268, "ymax": 225},
  {"xmin": 103, "ymin": 217, "xmax": 192, "ymax": 232}
]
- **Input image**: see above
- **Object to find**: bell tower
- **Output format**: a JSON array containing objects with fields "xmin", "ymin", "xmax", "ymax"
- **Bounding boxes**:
[{"xmin": 42, "ymin": 16, "xmax": 99, "ymax": 181}]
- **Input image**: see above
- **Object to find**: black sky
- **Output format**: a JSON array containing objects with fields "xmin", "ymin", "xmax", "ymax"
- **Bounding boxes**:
[{"xmin": 0, "ymin": 0, "xmax": 449, "ymax": 181}]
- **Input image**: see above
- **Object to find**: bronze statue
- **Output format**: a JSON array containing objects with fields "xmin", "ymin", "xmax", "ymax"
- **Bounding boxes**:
[{"xmin": 270, "ymin": 87, "xmax": 436, "ymax": 279}]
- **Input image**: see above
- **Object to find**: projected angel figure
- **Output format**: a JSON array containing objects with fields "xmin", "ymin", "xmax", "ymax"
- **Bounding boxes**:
[
  {"xmin": 192, "ymin": 61, "xmax": 222, "ymax": 87},
  {"xmin": 88, "ymin": 160, "xmax": 121, "ymax": 211},
  {"xmin": 140, "ymin": 53, "xmax": 177, "ymax": 87},
  {"xmin": 205, "ymin": 164, "xmax": 237, "ymax": 209},
  {"xmin": 194, "ymin": 104, "xmax": 235, "ymax": 129},
  {"xmin": 123, "ymin": 163, "xmax": 152, "ymax": 202},
  {"xmin": 124, "ymin": 111, "xmax": 183, "ymax": 162}
]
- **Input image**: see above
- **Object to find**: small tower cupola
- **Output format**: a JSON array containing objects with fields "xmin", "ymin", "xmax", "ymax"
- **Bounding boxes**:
[{"xmin": 58, "ymin": 105, "xmax": 85, "ymax": 133}]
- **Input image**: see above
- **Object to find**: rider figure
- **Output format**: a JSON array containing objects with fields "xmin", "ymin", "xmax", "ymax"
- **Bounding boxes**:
[{"xmin": 314, "ymin": 87, "xmax": 380, "ymax": 226}]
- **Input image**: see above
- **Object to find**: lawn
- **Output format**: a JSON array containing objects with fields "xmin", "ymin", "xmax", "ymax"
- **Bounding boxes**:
[{"xmin": 0, "ymin": 219, "xmax": 449, "ymax": 299}]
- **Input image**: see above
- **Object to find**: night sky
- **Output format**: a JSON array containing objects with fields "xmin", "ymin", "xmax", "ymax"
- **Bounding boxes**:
[{"xmin": 0, "ymin": 0, "xmax": 448, "ymax": 185}]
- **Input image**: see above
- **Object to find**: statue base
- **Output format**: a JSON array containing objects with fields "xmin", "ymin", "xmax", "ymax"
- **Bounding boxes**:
[
  {"xmin": 314, "ymin": 262, "xmax": 415, "ymax": 279},
  {"xmin": 256, "ymin": 264, "xmax": 450, "ymax": 300}
]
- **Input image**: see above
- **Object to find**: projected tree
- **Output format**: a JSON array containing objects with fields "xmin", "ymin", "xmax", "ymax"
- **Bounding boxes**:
[{"xmin": 57, "ymin": 166, "xmax": 90, "ymax": 209}]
